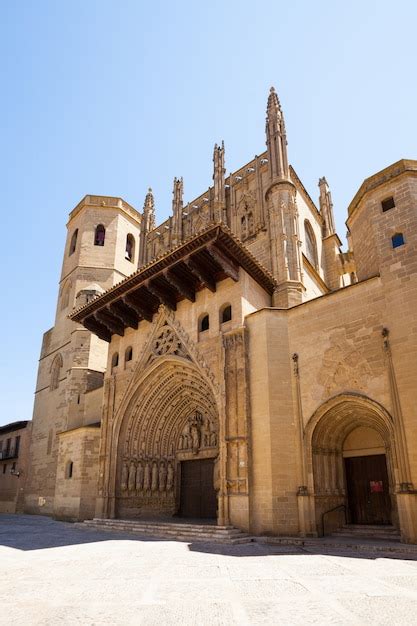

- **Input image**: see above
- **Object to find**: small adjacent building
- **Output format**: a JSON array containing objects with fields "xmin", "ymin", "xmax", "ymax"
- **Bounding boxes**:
[{"xmin": 0, "ymin": 421, "xmax": 32, "ymax": 513}]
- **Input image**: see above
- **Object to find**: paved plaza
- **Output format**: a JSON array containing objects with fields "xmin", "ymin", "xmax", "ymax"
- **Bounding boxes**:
[{"xmin": 2, "ymin": 516, "xmax": 417, "ymax": 625}]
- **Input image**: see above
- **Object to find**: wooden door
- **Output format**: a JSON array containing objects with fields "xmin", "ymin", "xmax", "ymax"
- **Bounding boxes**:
[
  {"xmin": 179, "ymin": 459, "xmax": 217, "ymax": 519},
  {"xmin": 345, "ymin": 454, "xmax": 391, "ymax": 525}
]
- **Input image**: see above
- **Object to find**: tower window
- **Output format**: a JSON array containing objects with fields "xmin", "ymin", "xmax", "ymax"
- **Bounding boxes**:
[
  {"xmin": 69, "ymin": 229, "xmax": 78, "ymax": 256},
  {"xmin": 221, "ymin": 304, "xmax": 232, "ymax": 324},
  {"xmin": 199, "ymin": 314, "xmax": 209, "ymax": 332},
  {"xmin": 382, "ymin": 196, "xmax": 395, "ymax": 212},
  {"xmin": 94, "ymin": 224, "xmax": 106, "ymax": 246},
  {"xmin": 125, "ymin": 346, "xmax": 133, "ymax": 363},
  {"xmin": 50, "ymin": 353, "xmax": 63, "ymax": 391},
  {"xmin": 125, "ymin": 234, "xmax": 135, "ymax": 262},
  {"xmin": 392, "ymin": 233, "xmax": 405, "ymax": 248},
  {"xmin": 66, "ymin": 461, "xmax": 73, "ymax": 479},
  {"xmin": 111, "ymin": 352, "xmax": 119, "ymax": 371}
]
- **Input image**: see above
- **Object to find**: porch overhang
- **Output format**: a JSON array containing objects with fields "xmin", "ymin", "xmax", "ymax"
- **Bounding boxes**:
[{"xmin": 70, "ymin": 224, "xmax": 276, "ymax": 342}]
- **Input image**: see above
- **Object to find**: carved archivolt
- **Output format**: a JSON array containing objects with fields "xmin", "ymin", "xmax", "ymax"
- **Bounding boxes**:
[{"xmin": 116, "ymin": 358, "xmax": 218, "ymax": 500}]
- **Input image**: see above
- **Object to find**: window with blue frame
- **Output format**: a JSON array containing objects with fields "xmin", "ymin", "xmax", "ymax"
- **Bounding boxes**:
[{"xmin": 391, "ymin": 233, "xmax": 405, "ymax": 248}]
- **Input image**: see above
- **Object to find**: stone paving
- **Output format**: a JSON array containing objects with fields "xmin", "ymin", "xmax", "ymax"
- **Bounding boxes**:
[{"xmin": 2, "ymin": 515, "xmax": 417, "ymax": 625}]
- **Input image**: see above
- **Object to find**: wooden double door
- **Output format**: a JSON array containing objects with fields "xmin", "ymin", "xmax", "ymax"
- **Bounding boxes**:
[
  {"xmin": 179, "ymin": 458, "xmax": 217, "ymax": 519},
  {"xmin": 345, "ymin": 454, "xmax": 392, "ymax": 525}
]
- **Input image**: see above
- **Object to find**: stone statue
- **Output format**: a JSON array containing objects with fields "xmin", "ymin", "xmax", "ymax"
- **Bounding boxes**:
[
  {"xmin": 135, "ymin": 461, "xmax": 143, "ymax": 492},
  {"xmin": 167, "ymin": 462, "xmax": 174, "ymax": 491},
  {"xmin": 210, "ymin": 431, "xmax": 217, "ymax": 447},
  {"xmin": 128, "ymin": 460, "xmax": 136, "ymax": 491},
  {"xmin": 159, "ymin": 461, "xmax": 167, "ymax": 492},
  {"xmin": 151, "ymin": 461, "xmax": 158, "ymax": 491},
  {"xmin": 143, "ymin": 460, "xmax": 151, "ymax": 492},
  {"xmin": 190, "ymin": 415, "xmax": 201, "ymax": 453}
]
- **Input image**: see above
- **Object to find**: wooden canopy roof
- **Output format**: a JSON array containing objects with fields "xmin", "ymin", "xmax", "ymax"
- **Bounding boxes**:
[{"xmin": 70, "ymin": 224, "xmax": 276, "ymax": 342}]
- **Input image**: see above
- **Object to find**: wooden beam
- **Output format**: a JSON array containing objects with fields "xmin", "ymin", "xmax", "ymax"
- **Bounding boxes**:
[
  {"xmin": 147, "ymin": 281, "xmax": 177, "ymax": 311},
  {"xmin": 207, "ymin": 243, "xmax": 239, "ymax": 282},
  {"xmin": 95, "ymin": 308, "xmax": 125, "ymax": 337},
  {"xmin": 184, "ymin": 255, "xmax": 216, "ymax": 293},
  {"xmin": 84, "ymin": 316, "xmax": 111, "ymax": 342},
  {"xmin": 123, "ymin": 293, "xmax": 154, "ymax": 323},
  {"xmin": 109, "ymin": 301, "xmax": 139, "ymax": 330},
  {"xmin": 163, "ymin": 268, "xmax": 195, "ymax": 302}
]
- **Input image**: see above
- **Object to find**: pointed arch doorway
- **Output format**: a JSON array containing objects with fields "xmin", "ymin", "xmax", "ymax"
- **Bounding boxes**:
[
  {"xmin": 114, "ymin": 357, "xmax": 220, "ymax": 521},
  {"xmin": 307, "ymin": 395, "xmax": 397, "ymax": 533}
]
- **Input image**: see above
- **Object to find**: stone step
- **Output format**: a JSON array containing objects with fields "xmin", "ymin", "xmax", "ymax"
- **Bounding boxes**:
[
  {"xmin": 331, "ymin": 524, "xmax": 400, "ymax": 541},
  {"xmin": 89, "ymin": 518, "xmax": 236, "ymax": 531},
  {"xmin": 83, "ymin": 520, "xmax": 244, "ymax": 536},
  {"xmin": 75, "ymin": 519, "xmax": 251, "ymax": 544}
]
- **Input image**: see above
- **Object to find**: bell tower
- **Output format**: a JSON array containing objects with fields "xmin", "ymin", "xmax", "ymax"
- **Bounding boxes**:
[{"xmin": 25, "ymin": 195, "xmax": 141, "ymax": 517}]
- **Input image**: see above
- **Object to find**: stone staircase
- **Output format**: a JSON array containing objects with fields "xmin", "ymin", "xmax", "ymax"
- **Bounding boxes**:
[
  {"xmin": 75, "ymin": 518, "xmax": 251, "ymax": 544},
  {"xmin": 330, "ymin": 524, "xmax": 401, "ymax": 542}
]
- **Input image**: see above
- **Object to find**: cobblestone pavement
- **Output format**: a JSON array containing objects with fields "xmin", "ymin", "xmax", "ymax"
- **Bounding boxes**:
[{"xmin": 2, "ymin": 515, "xmax": 417, "ymax": 625}]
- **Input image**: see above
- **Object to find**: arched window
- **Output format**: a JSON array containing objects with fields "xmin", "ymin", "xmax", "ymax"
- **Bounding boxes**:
[
  {"xmin": 199, "ymin": 314, "xmax": 209, "ymax": 332},
  {"xmin": 220, "ymin": 304, "xmax": 232, "ymax": 324},
  {"xmin": 241, "ymin": 215, "xmax": 247, "ymax": 241},
  {"xmin": 125, "ymin": 234, "xmax": 135, "ymax": 262},
  {"xmin": 125, "ymin": 346, "xmax": 133, "ymax": 363},
  {"xmin": 60, "ymin": 280, "xmax": 71, "ymax": 310},
  {"xmin": 50, "ymin": 353, "xmax": 63, "ymax": 391},
  {"xmin": 111, "ymin": 352, "xmax": 119, "ymax": 372},
  {"xmin": 392, "ymin": 232, "xmax": 405, "ymax": 248},
  {"xmin": 304, "ymin": 220, "xmax": 318, "ymax": 269},
  {"xmin": 65, "ymin": 461, "xmax": 73, "ymax": 479},
  {"xmin": 69, "ymin": 229, "xmax": 78, "ymax": 256},
  {"xmin": 94, "ymin": 224, "xmax": 106, "ymax": 246}
]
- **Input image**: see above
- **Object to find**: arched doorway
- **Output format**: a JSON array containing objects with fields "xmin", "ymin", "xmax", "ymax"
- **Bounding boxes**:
[
  {"xmin": 115, "ymin": 357, "xmax": 219, "ymax": 521},
  {"xmin": 306, "ymin": 394, "xmax": 398, "ymax": 533}
]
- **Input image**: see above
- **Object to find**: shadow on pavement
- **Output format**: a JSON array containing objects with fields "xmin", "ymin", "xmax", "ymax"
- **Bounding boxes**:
[{"xmin": 2, "ymin": 514, "xmax": 417, "ymax": 561}]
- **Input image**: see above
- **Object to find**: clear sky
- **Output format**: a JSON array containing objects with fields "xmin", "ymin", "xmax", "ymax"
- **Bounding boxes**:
[{"xmin": 1, "ymin": 0, "xmax": 416, "ymax": 426}]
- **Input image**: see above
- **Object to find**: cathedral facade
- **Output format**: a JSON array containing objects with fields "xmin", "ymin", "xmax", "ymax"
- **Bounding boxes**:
[{"xmin": 24, "ymin": 88, "xmax": 417, "ymax": 542}]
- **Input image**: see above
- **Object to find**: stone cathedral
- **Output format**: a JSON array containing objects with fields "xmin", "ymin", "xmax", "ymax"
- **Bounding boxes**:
[{"xmin": 24, "ymin": 87, "xmax": 417, "ymax": 543}]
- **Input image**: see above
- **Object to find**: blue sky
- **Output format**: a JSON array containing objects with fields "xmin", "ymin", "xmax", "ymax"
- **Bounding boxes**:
[{"xmin": 1, "ymin": 0, "xmax": 416, "ymax": 425}]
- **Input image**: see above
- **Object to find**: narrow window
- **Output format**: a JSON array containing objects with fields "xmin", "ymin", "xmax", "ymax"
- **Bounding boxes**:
[
  {"xmin": 199, "ymin": 314, "xmax": 209, "ymax": 332},
  {"xmin": 111, "ymin": 352, "xmax": 119, "ymax": 372},
  {"xmin": 125, "ymin": 346, "xmax": 133, "ymax": 363},
  {"xmin": 392, "ymin": 232, "xmax": 405, "ymax": 248},
  {"xmin": 94, "ymin": 224, "xmax": 106, "ymax": 246},
  {"xmin": 69, "ymin": 229, "xmax": 78, "ymax": 256},
  {"xmin": 14, "ymin": 436, "xmax": 20, "ymax": 458},
  {"xmin": 382, "ymin": 196, "xmax": 395, "ymax": 212},
  {"xmin": 304, "ymin": 220, "xmax": 318, "ymax": 269},
  {"xmin": 60, "ymin": 281, "xmax": 71, "ymax": 310},
  {"xmin": 66, "ymin": 461, "xmax": 73, "ymax": 479},
  {"xmin": 5, "ymin": 439, "xmax": 11, "ymax": 457},
  {"xmin": 50, "ymin": 353, "xmax": 63, "ymax": 391},
  {"xmin": 3, "ymin": 464, "xmax": 6, "ymax": 474},
  {"xmin": 125, "ymin": 234, "xmax": 135, "ymax": 262},
  {"xmin": 221, "ymin": 304, "xmax": 232, "ymax": 324}
]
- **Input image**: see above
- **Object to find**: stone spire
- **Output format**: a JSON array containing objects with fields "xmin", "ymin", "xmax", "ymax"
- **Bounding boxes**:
[
  {"xmin": 172, "ymin": 177, "xmax": 183, "ymax": 247},
  {"xmin": 213, "ymin": 141, "xmax": 226, "ymax": 222},
  {"xmin": 318, "ymin": 177, "xmax": 336, "ymax": 236},
  {"xmin": 265, "ymin": 86, "xmax": 289, "ymax": 181},
  {"xmin": 139, "ymin": 187, "xmax": 155, "ymax": 267}
]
